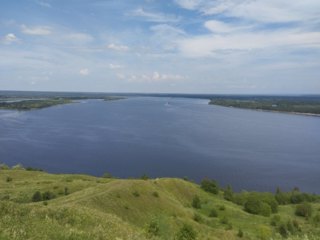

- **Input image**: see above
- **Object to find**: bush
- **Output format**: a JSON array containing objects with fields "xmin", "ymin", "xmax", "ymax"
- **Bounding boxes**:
[
  {"xmin": 278, "ymin": 223, "xmax": 288, "ymax": 238},
  {"xmin": 244, "ymin": 195, "xmax": 273, "ymax": 216},
  {"xmin": 193, "ymin": 213, "xmax": 202, "ymax": 223},
  {"xmin": 176, "ymin": 224, "xmax": 197, "ymax": 240},
  {"xmin": 146, "ymin": 219, "xmax": 160, "ymax": 237},
  {"xmin": 313, "ymin": 214, "xmax": 320, "ymax": 225},
  {"xmin": 140, "ymin": 174, "xmax": 149, "ymax": 180},
  {"xmin": 270, "ymin": 215, "xmax": 281, "ymax": 226},
  {"xmin": 258, "ymin": 226, "xmax": 272, "ymax": 240},
  {"xmin": 26, "ymin": 167, "xmax": 43, "ymax": 171},
  {"xmin": 102, "ymin": 172, "xmax": 113, "ymax": 178},
  {"xmin": 152, "ymin": 191, "xmax": 159, "ymax": 198},
  {"xmin": 219, "ymin": 205, "xmax": 226, "ymax": 211},
  {"xmin": 12, "ymin": 164, "xmax": 25, "ymax": 170},
  {"xmin": 237, "ymin": 229, "xmax": 243, "ymax": 238},
  {"xmin": 0, "ymin": 163, "xmax": 9, "ymax": 170},
  {"xmin": 6, "ymin": 176, "xmax": 12, "ymax": 182},
  {"xmin": 209, "ymin": 209, "xmax": 218, "ymax": 218},
  {"xmin": 275, "ymin": 187, "xmax": 290, "ymax": 205},
  {"xmin": 32, "ymin": 191, "xmax": 42, "ymax": 202},
  {"xmin": 42, "ymin": 191, "xmax": 56, "ymax": 200},
  {"xmin": 295, "ymin": 202, "xmax": 312, "ymax": 218},
  {"xmin": 132, "ymin": 191, "xmax": 140, "ymax": 197},
  {"xmin": 64, "ymin": 187, "xmax": 69, "ymax": 195},
  {"xmin": 200, "ymin": 179, "xmax": 219, "ymax": 194},
  {"xmin": 220, "ymin": 216, "xmax": 229, "ymax": 224},
  {"xmin": 224, "ymin": 185, "xmax": 233, "ymax": 201},
  {"xmin": 192, "ymin": 195, "xmax": 201, "ymax": 209}
]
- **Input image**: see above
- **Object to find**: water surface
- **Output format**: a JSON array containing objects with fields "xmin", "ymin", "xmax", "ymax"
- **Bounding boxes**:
[{"xmin": 0, "ymin": 97, "xmax": 319, "ymax": 193}]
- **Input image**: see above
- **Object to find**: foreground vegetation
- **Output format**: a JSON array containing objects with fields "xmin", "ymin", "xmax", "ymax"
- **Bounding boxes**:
[
  {"xmin": 0, "ymin": 164, "xmax": 320, "ymax": 240},
  {"xmin": 209, "ymin": 97, "xmax": 320, "ymax": 115}
]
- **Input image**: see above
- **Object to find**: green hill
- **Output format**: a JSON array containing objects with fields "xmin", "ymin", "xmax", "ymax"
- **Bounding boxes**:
[{"xmin": 0, "ymin": 167, "xmax": 319, "ymax": 240}]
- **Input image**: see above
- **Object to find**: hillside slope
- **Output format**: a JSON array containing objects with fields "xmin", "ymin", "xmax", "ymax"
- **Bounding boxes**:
[{"xmin": 0, "ymin": 169, "xmax": 319, "ymax": 240}]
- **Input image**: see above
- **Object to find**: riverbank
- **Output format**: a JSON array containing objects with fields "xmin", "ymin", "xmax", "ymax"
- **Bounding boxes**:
[{"xmin": 209, "ymin": 97, "xmax": 320, "ymax": 117}]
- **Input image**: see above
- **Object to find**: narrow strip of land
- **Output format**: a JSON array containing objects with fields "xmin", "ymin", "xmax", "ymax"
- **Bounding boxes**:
[
  {"xmin": 0, "ymin": 96, "xmax": 126, "ymax": 110},
  {"xmin": 209, "ymin": 97, "xmax": 320, "ymax": 116}
]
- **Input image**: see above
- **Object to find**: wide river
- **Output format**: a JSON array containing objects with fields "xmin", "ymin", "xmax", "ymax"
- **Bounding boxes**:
[{"xmin": 0, "ymin": 97, "xmax": 319, "ymax": 193}]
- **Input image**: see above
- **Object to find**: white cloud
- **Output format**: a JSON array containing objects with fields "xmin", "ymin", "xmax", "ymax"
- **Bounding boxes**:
[
  {"xmin": 117, "ymin": 71, "xmax": 187, "ymax": 82},
  {"xmin": 35, "ymin": 0, "xmax": 52, "ymax": 8},
  {"xmin": 178, "ymin": 30, "xmax": 320, "ymax": 58},
  {"xmin": 175, "ymin": 0, "xmax": 320, "ymax": 23},
  {"xmin": 109, "ymin": 63, "xmax": 123, "ymax": 69},
  {"xmin": 79, "ymin": 68, "xmax": 89, "ymax": 76},
  {"xmin": 130, "ymin": 8, "xmax": 180, "ymax": 23},
  {"xmin": 150, "ymin": 24, "xmax": 186, "ymax": 51},
  {"xmin": 21, "ymin": 25, "xmax": 52, "ymax": 35},
  {"xmin": 174, "ymin": 0, "xmax": 202, "ymax": 10},
  {"xmin": 204, "ymin": 20, "xmax": 250, "ymax": 33},
  {"xmin": 107, "ymin": 43, "xmax": 129, "ymax": 51},
  {"xmin": 63, "ymin": 33, "xmax": 93, "ymax": 44},
  {"xmin": 1, "ymin": 33, "xmax": 19, "ymax": 44}
]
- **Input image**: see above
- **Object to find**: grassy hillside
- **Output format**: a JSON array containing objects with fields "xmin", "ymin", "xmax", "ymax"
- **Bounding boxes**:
[{"xmin": 0, "ymin": 167, "xmax": 319, "ymax": 240}]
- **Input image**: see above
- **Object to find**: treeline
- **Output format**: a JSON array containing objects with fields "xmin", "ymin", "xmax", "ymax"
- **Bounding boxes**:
[
  {"xmin": 0, "ymin": 98, "xmax": 71, "ymax": 110},
  {"xmin": 209, "ymin": 98, "xmax": 320, "ymax": 114}
]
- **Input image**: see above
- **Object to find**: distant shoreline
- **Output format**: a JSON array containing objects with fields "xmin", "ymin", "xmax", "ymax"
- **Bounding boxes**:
[
  {"xmin": 212, "ymin": 104, "xmax": 320, "ymax": 117},
  {"xmin": 209, "ymin": 97, "xmax": 320, "ymax": 117}
]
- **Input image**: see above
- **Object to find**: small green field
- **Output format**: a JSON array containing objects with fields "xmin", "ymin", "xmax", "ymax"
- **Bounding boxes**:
[{"xmin": 0, "ymin": 166, "xmax": 319, "ymax": 240}]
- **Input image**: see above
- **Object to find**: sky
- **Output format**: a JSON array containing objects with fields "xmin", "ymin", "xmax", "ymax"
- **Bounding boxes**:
[{"xmin": 0, "ymin": 0, "xmax": 320, "ymax": 94}]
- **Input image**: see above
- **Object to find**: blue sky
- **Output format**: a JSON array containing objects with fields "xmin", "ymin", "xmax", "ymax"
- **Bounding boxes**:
[{"xmin": 0, "ymin": 0, "xmax": 320, "ymax": 94}]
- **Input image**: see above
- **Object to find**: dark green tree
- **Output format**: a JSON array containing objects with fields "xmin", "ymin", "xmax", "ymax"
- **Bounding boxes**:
[{"xmin": 200, "ymin": 179, "xmax": 219, "ymax": 194}]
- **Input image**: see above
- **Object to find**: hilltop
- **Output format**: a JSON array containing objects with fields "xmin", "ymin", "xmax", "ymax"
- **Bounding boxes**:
[{"xmin": 0, "ymin": 166, "xmax": 320, "ymax": 240}]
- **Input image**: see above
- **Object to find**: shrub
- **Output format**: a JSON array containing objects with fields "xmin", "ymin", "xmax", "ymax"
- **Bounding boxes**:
[
  {"xmin": 192, "ymin": 195, "xmax": 201, "ymax": 209},
  {"xmin": 244, "ymin": 195, "xmax": 272, "ymax": 216},
  {"xmin": 0, "ymin": 163, "xmax": 9, "ymax": 170},
  {"xmin": 220, "ymin": 216, "xmax": 229, "ymax": 225},
  {"xmin": 140, "ymin": 174, "xmax": 149, "ymax": 180},
  {"xmin": 278, "ymin": 223, "xmax": 288, "ymax": 238},
  {"xmin": 6, "ymin": 176, "xmax": 12, "ymax": 182},
  {"xmin": 200, "ymin": 179, "xmax": 219, "ymax": 194},
  {"xmin": 224, "ymin": 185, "xmax": 233, "ymax": 201},
  {"xmin": 260, "ymin": 202, "xmax": 272, "ymax": 217},
  {"xmin": 42, "ymin": 191, "xmax": 56, "ymax": 200},
  {"xmin": 32, "ymin": 191, "xmax": 42, "ymax": 202},
  {"xmin": 270, "ymin": 215, "xmax": 281, "ymax": 226},
  {"xmin": 295, "ymin": 202, "xmax": 312, "ymax": 218},
  {"xmin": 176, "ymin": 224, "xmax": 197, "ymax": 240},
  {"xmin": 152, "ymin": 191, "xmax": 159, "ymax": 198},
  {"xmin": 209, "ymin": 209, "xmax": 218, "ymax": 218},
  {"xmin": 146, "ymin": 219, "xmax": 160, "ymax": 237},
  {"xmin": 193, "ymin": 213, "xmax": 202, "ymax": 223},
  {"xmin": 219, "ymin": 205, "xmax": 226, "ymax": 211},
  {"xmin": 26, "ymin": 167, "xmax": 43, "ymax": 171},
  {"xmin": 12, "ymin": 164, "xmax": 25, "ymax": 170},
  {"xmin": 132, "ymin": 191, "xmax": 140, "ymax": 197},
  {"xmin": 258, "ymin": 226, "xmax": 272, "ymax": 240},
  {"xmin": 237, "ymin": 229, "xmax": 243, "ymax": 238},
  {"xmin": 275, "ymin": 187, "xmax": 290, "ymax": 205},
  {"xmin": 313, "ymin": 214, "xmax": 320, "ymax": 225},
  {"xmin": 102, "ymin": 172, "xmax": 112, "ymax": 178}
]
